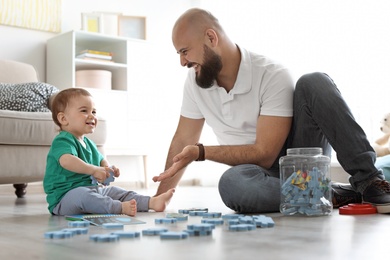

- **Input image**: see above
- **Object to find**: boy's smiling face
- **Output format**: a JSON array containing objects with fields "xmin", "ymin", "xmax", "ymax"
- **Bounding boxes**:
[{"xmin": 59, "ymin": 95, "xmax": 97, "ymax": 140}]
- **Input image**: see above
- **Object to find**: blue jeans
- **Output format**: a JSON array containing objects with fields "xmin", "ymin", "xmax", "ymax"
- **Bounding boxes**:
[
  {"xmin": 52, "ymin": 186, "xmax": 150, "ymax": 215},
  {"xmin": 218, "ymin": 72, "xmax": 383, "ymax": 213}
]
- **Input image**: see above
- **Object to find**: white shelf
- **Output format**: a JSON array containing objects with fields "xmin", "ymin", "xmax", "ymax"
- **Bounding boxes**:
[
  {"xmin": 46, "ymin": 30, "xmax": 145, "ymax": 91},
  {"xmin": 46, "ymin": 30, "xmax": 146, "ymax": 150}
]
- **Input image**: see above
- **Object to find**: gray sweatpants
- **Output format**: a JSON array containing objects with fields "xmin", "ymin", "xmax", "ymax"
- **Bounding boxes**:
[{"xmin": 52, "ymin": 186, "xmax": 150, "ymax": 215}]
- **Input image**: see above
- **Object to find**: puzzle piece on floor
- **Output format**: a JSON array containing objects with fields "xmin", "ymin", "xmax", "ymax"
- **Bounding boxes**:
[
  {"xmin": 111, "ymin": 231, "xmax": 141, "ymax": 238},
  {"xmin": 189, "ymin": 211, "xmax": 207, "ymax": 217},
  {"xmin": 253, "ymin": 215, "xmax": 275, "ymax": 228},
  {"xmin": 102, "ymin": 223, "xmax": 124, "ymax": 229},
  {"xmin": 202, "ymin": 212, "xmax": 222, "ymax": 218},
  {"xmin": 187, "ymin": 223, "xmax": 215, "ymax": 231},
  {"xmin": 178, "ymin": 208, "xmax": 208, "ymax": 214},
  {"xmin": 224, "ymin": 215, "xmax": 275, "ymax": 229},
  {"xmin": 184, "ymin": 224, "xmax": 215, "ymax": 238},
  {"xmin": 90, "ymin": 234, "xmax": 119, "ymax": 242},
  {"xmin": 155, "ymin": 218, "xmax": 178, "ymax": 224},
  {"xmin": 160, "ymin": 231, "xmax": 189, "ymax": 240},
  {"xmin": 44, "ymin": 231, "xmax": 74, "ymax": 239},
  {"xmin": 184, "ymin": 229, "xmax": 213, "ymax": 236},
  {"xmin": 142, "ymin": 228, "xmax": 169, "ymax": 236},
  {"xmin": 165, "ymin": 213, "xmax": 188, "ymax": 221},
  {"xmin": 229, "ymin": 224, "xmax": 256, "ymax": 232},
  {"xmin": 238, "ymin": 216, "xmax": 255, "ymax": 224},
  {"xmin": 201, "ymin": 219, "xmax": 224, "ymax": 225},
  {"xmin": 61, "ymin": 228, "xmax": 89, "ymax": 235},
  {"xmin": 68, "ymin": 220, "xmax": 89, "ymax": 227},
  {"xmin": 222, "ymin": 213, "xmax": 243, "ymax": 220},
  {"xmin": 227, "ymin": 219, "xmax": 240, "ymax": 226},
  {"xmin": 91, "ymin": 167, "xmax": 115, "ymax": 186}
]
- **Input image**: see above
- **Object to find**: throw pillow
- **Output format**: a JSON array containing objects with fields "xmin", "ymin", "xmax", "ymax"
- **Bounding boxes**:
[{"xmin": 0, "ymin": 82, "xmax": 59, "ymax": 112}]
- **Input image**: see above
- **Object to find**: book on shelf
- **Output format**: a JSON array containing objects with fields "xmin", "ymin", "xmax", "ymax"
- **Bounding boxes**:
[
  {"xmin": 76, "ymin": 52, "xmax": 113, "ymax": 60},
  {"xmin": 65, "ymin": 214, "xmax": 146, "ymax": 226},
  {"xmin": 77, "ymin": 57, "xmax": 114, "ymax": 63},
  {"xmin": 79, "ymin": 49, "xmax": 113, "ymax": 56}
]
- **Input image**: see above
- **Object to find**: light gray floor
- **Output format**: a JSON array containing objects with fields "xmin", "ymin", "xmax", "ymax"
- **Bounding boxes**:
[{"xmin": 0, "ymin": 183, "xmax": 389, "ymax": 260}]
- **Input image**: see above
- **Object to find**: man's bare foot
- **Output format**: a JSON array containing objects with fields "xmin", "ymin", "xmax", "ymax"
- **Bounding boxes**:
[
  {"xmin": 121, "ymin": 199, "xmax": 137, "ymax": 216},
  {"xmin": 149, "ymin": 188, "xmax": 175, "ymax": 212}
]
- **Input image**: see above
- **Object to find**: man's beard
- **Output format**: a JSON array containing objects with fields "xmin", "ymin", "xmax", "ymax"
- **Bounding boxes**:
[{"xmin": 192, "ymin": 45, "xmax": 222, "ymax": 89}]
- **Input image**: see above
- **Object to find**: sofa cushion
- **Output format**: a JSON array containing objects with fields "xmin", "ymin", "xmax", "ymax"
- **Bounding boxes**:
[
  {"xmin": 0, "ymin": 59, "xmax": 39, "ymax": 83},
  {"xmin": 0, "ymin": 110, "xmax": 57, "ymax": 145},
  {"xmin": 0, "ymin": 82, "xmax": 59, "ymax": 112}
]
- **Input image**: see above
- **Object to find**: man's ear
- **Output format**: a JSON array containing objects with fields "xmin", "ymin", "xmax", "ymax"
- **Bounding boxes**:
[
  {"xmin": 205, "ymin": 29, "xmax": 218, "ymax": 47},
  {"xmin": 57, "ymin": 112, "xmax": 68, "ymax": 126}
]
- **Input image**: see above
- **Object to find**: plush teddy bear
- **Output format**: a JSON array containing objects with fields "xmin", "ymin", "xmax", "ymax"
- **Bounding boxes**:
[{"xmin": 373, "ymin": 113, "xmax": 390, "ymax": 157}]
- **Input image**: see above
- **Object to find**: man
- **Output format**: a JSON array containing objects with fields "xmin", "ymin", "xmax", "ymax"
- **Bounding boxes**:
[{"xmin": 153, "ymin": 8, "xmax": 390, "ymax": 213}]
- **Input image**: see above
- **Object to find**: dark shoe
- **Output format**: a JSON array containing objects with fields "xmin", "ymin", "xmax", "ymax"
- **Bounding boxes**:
[
  {"xmin": 362, "ymin": 179, "xmax": 390, "ymax": 213},
  {"xmin": 331, "ymin": 182, "xmax": 362, "ymax": 208}
]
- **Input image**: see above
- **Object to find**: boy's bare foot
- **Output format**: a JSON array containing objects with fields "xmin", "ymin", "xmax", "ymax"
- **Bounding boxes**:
[
  {"xmin": 121, "ymin": 199, "xmax": 137, "ymax": 216},
  {"xmin": 149, "ymin": 188, "xmax": 175, "ymax": 212}
]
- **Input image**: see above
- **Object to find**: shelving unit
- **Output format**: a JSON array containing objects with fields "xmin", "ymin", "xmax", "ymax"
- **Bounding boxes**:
[{"xmin": 46, "ymin": 30, "xmax": 145, "ymax": 91}]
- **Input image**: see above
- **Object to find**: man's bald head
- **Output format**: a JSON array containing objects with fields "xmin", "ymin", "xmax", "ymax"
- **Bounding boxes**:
[{"xmin": 172, "ymin": 8, "xmax": 224, "ymax": 40}]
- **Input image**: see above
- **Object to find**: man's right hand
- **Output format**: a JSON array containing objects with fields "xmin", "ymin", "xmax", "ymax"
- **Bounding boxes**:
[{"xmin": 152, "ymin": 144, "xmax": 199, "ymax": 182}]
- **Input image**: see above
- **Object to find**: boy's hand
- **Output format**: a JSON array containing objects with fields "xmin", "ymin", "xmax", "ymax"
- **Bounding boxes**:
[
  {"xmin": 91, "ymin": 166, "xmax": 110, "ymax": 184},
  {"xmin": 110, "ymin": 165, "xmax": 120, "ymax": 178}
]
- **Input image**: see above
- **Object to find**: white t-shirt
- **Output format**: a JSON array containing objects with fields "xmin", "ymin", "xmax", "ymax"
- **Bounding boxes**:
[{"xmin": 180, "ymin": 46, "xmax": 294, "ymax": 145}]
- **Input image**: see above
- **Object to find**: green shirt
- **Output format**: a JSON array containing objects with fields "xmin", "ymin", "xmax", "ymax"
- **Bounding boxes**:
[{"xmin": 43, "ymin": 131, "xmax": 104, "ymax": 214}]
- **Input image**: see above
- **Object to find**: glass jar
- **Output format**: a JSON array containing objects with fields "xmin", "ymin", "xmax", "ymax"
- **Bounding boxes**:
[{"xmin": 279, "ymin": 147, "xmax": 332, "ymax": 216}]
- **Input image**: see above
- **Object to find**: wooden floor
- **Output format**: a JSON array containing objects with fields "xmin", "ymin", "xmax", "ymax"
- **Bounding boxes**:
[{"xmin": 0, "ymin": 183, "xmax": 389, "ymax": 260}]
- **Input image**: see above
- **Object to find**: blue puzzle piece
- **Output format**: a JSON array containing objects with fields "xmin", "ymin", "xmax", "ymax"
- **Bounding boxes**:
[
  {"xmin": 184, "ymin": 229, "xmax": 213, "ymax": 236},
  {"xmin": 142, "ymin": 228, "xmax": 169, "ymax": 236},
  {"xmin": 44, "ymin": 231, "xmax": 74, "ymax": 239},
  {"xmin": 67, "ymin": 221, "xmax": 89, "ymax": 227},
  {"xmin": 61, "ymin": 228, "xmax": 89, "ymax": 235},
  {"xmin": 222, "ymin": 214, "xmax": 243, "ymax": 220},
  {"xmin": 178, "ymin": 208, "xmax": 208, "ymax": 214},
  {"xmin": 187, "ymin": 223, "xmax": 215, "ymax": 231},
  {"xmin": 252, "ymin": 215, "xmax": 275, "ymax": 228},
  {"xmin": 90, "ymin": 234, "xmax": 119, "ymax": 242},
  {"xmin": 202, "ymin": 212, "xmax": 222, "ymax": 218},
  {"xmin": 91, "ymin": 167, "xmax": 115, "ymax": 186},
  {"xmin": 155, "ymin": 218, "xmax": 177, "ymax": 224},
  {"xmin": 111, "ymin": 231, "xmax": 140, "ymax": 238},
  {"xmin": 229, "ymin": 224, "xmax": 256, "ymax": 231},
  {"xmin": 201, "ymin": 219, "xmax": 224, "ymax": 225},
  {"xmin": 227, "ymin": 219, "xmax": 240, "ymax": 226},
  {"xmin": 102, "ymin": 223, "xmax": 124, "ymax": 229},
  {"xmin": 189, "ymin": 211, "xmax": 207, "ymax": 217},
  {"xmin": 238, "ymin": 216, "xmax": 255, "ymax": 224},
  {"xmin": 165, "ymin": 213, "xmax": 188, "ymax": 221},
  {"xmin": 160, "ymin": 231, "xmax": 189, "ymax": 240}
]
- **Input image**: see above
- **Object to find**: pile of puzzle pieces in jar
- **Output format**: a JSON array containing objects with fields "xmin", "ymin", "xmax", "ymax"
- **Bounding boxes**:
[{"xmin": 281, "ymin": 167, "xmax": 332, "ymax": 215}]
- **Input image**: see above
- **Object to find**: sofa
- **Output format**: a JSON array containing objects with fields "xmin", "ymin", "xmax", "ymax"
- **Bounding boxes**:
[{"xmin": 0, "ymin": 59, "xmax": 107, "ymax": 197}]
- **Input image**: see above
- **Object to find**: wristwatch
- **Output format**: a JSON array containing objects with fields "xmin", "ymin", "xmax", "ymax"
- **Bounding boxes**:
[{"xmin": 195, "ymin": 143, "xmax": 205, "ymax": 161}]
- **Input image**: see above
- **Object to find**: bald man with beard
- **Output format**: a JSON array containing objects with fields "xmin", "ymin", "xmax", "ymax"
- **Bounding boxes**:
[{"xmin": 153, "ymin": 8, "xmax": 390, "ymax": 214}]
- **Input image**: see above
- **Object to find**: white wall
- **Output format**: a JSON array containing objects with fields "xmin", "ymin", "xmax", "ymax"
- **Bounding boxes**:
[{"xmin": 2, "ymin": 0, "xmax": 390, "ymax": 187}]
